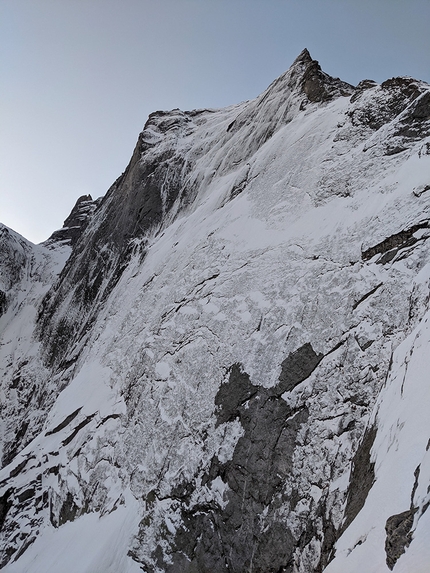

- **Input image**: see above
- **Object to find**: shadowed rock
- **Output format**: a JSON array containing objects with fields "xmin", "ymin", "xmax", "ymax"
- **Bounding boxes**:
[
  {"xmin": 385, "ymin": 508, "xmax": 417, "ymax": 570},
  {"xmin": 139, "ymin": 344, "xmax": 323, "ymax": 573},
  {"xmin": 342, "ymin": 426, "xmax": 377, "ymax": 534}
]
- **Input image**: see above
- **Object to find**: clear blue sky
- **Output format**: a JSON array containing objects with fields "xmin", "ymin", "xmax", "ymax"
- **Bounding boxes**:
[{"xmin": 1, "ymin": 0, "xmax": 430, "ymax": 243}]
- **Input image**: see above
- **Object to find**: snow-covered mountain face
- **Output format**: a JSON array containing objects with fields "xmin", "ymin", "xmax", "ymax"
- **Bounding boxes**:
[{"xmin": 1, "ymin": 49, "xmax": 430, "ymax": 573}]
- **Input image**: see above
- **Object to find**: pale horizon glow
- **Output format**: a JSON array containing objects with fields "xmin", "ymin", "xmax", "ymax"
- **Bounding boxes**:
[{"xmin": 1, "ymin": 0, "xmax": 430, "ymax": 243}]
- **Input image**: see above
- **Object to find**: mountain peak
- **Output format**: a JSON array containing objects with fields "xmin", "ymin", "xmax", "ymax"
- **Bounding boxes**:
[
  {"xmin": 293, "ymin": 47, "xmax": 313, "ymax": 65},
  {"xmin": 290, "ymin": 49, "xmax": 355, "ymax": 103},
  {"xmin": 260, "ymin": 48, "xmax": 354, "ymax": 107}
]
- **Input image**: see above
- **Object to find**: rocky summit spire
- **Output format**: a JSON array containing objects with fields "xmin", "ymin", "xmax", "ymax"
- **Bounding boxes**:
[
  {"xmin": 292, "ymin": 47, "xmax": 313, "ymax": 65},
  {"xmin": 257, "ymin": 48, "xmax": 354, "ymax": 110},
  {"xmin": 289, "ymin": 48, "xmax": 355, "ymax": 103}
]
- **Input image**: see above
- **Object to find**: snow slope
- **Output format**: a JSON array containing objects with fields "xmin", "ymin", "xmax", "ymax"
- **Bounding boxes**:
[{"xmin": 1, "ymin": 49, "xmax": 430, "ymax": 572}]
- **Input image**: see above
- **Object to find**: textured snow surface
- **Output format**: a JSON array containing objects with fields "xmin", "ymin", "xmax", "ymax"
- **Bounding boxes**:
[
  {"xmin": 1, "ymin": 52, "xmax": 430, "ymax": 572},
  {"xmin": 3, "ymin": 491, "xmax": 141, "ymax": 573}
]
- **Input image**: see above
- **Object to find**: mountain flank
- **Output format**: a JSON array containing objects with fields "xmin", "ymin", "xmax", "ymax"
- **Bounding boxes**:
[{"xmin": 1, "ymin": 50, "xmax": 430, "ymax": 573}]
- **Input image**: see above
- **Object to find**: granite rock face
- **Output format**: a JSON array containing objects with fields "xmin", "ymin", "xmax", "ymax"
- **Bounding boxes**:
[
  {"xmin": 1, "ymin": 50, "xmax": 430, "ymax": 573},
  {"xmin": 46, "ymin": 194, "xmax": 98, "ymax": 247},
  {"xmin": 0, "ymin": 226, "xmax": 32, "ymax": 316}
]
